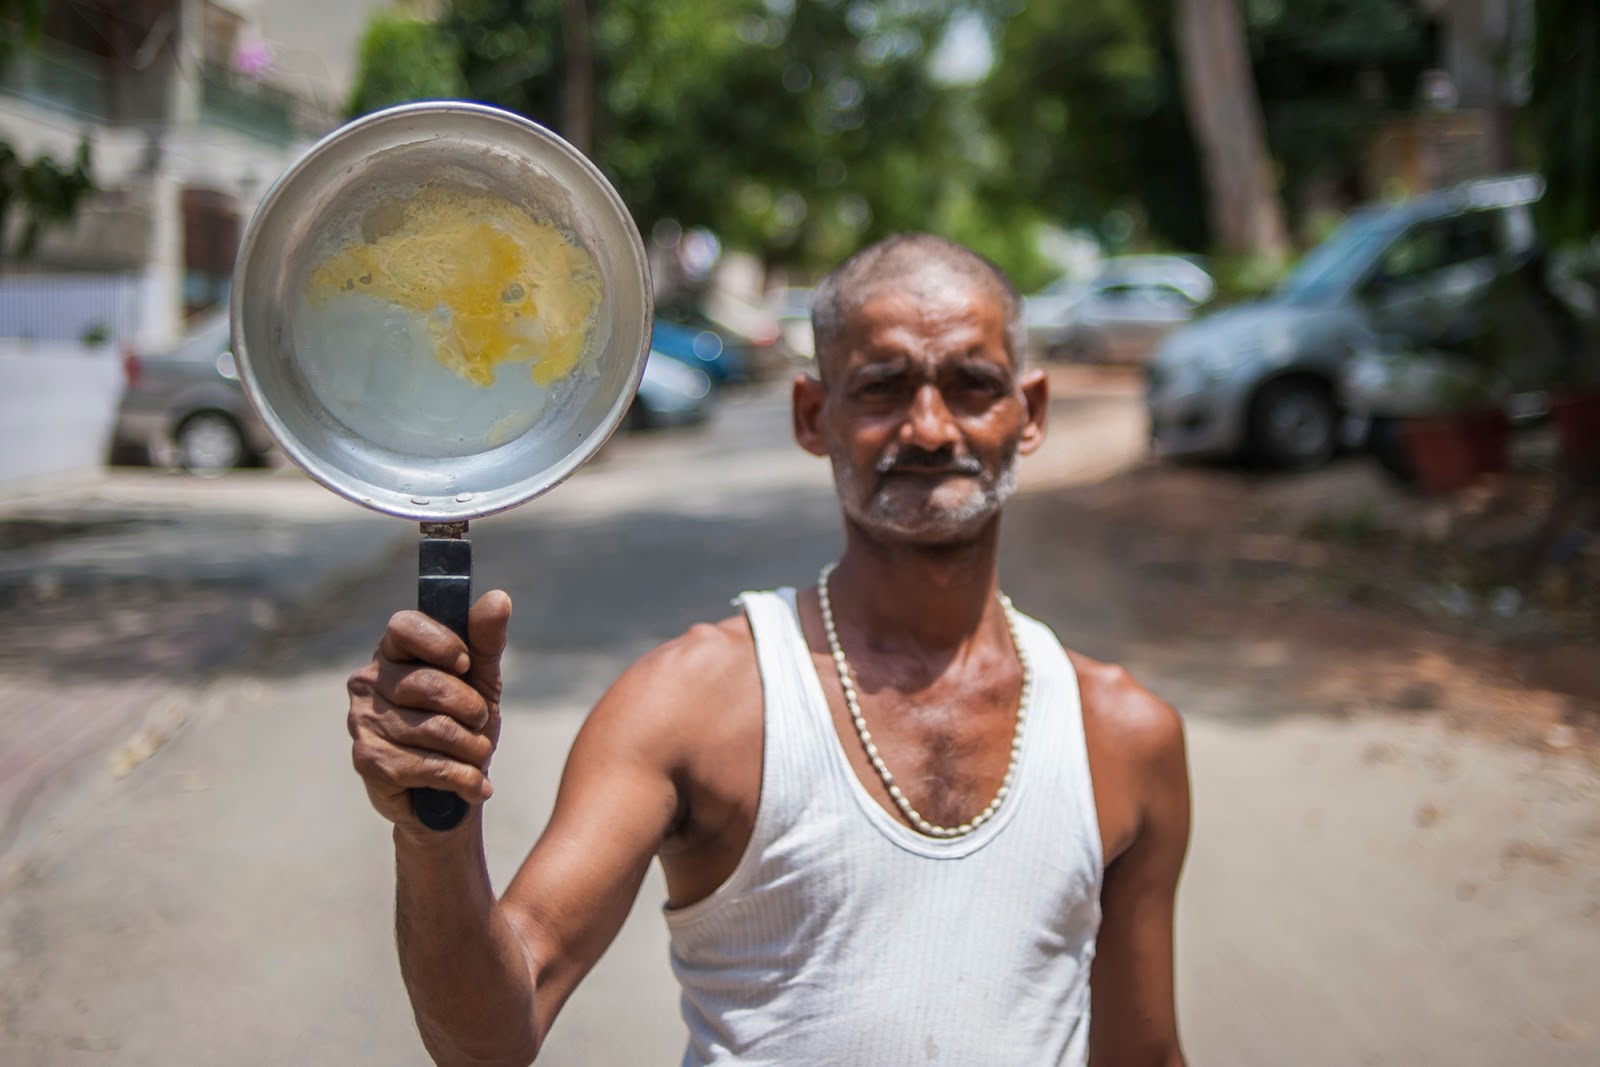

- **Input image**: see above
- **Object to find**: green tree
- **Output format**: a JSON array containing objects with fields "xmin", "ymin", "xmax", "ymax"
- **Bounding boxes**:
[
  {"xmin": 0, "ymin": 140, "xmax": 93, "ymax": 263},
  {"xmin": 981, "ymin": 0, "xmax": 1432, "ymax": 257},
  {"xmin": 1531, "ymin": 0, "xmax": 1600, "ymax": 245},
  {"xmin": 0, "ymin": 0, "xmax": 96, "ymax": 266},
  {"xmin": 345, "ymin": 0, "xmax": 1054, "ymax": 282},
  {"xmin": 346, "ymin": 11, "xmax": 467, "ymax": 117},
  {"xmin": 1247, "ymin": 0, "xmax": 1432, "ymax": 217},
  {"xmin": 980, "ymin": 0, "xmax": 1208, "ymax": 252}
]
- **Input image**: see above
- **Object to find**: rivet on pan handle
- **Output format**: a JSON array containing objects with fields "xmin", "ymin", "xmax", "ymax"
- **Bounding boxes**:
[{"xmin": 414, "ymin": 521, "xmax": 473, "ymax": 831}]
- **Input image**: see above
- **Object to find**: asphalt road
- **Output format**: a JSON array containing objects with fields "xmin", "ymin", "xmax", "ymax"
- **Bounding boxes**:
[{"xmin": 1, "ymin": 377, "xmax": 1596, "ymax": 1065}]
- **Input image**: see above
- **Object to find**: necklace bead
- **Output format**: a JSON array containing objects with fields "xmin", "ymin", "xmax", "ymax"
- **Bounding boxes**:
[{"xmin": 817, "ymin": 561, "xmax": 1030, "ymax": 839}]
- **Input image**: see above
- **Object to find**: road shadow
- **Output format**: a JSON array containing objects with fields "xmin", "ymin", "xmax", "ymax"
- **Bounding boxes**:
[
  {"xmin": 250, "ymin": 486, "xmax": 849, "ymax": 711},
  {"xmin": 6, "ymin": 454, "xmax": 1594, "ymax": 752}
]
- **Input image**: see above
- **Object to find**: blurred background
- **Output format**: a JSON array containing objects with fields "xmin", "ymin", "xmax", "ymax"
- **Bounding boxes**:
[
  {"xmin": 1, "ymin": 2, "xmax": 1598, "ymax": 1065},
  {"xmin": 2, "ymin": 0, "xmax": 1598, "ymax": 481}
]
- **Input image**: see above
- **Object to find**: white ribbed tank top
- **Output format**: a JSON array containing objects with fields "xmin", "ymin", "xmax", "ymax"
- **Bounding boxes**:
[{"xmin": 664, "ymin": 587, "xmax": 1103, "ymax": 1066}]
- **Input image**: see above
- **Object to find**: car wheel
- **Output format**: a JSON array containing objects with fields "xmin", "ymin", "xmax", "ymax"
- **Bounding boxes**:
[
  {"xmin": 175, "ymin": 411, "xmax": 247, "ymax": 476},
  {"xmin": 1247, "ymin": 379, "xmax": 1337, "ymax": 469}
]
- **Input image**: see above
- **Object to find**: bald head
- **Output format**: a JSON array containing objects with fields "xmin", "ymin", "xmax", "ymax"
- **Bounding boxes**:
[{"xmin": 810, "ymin": 234, "xmax": 1024, "ymax": 382}]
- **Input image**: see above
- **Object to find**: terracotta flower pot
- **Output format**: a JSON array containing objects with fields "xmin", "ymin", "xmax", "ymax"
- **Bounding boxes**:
[
  {"xmin": 1550, "ymin": 389, "xmax": 1600, "ymax": 466},
  {"xmin": 1401, "ymin": 408, "xmax": 1512, "ymax": 495}
]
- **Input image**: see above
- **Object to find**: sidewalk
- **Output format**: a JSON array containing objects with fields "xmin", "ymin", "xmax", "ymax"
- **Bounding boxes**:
[{"xmin": 0, "ymin": 466, "xmax": 409, "ymax": 855}]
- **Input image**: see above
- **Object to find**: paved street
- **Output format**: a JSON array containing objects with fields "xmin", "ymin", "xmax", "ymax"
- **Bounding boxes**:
[{"xmin": 1, "ymin": 375, "xmax": 1596, "ymax": 1065}]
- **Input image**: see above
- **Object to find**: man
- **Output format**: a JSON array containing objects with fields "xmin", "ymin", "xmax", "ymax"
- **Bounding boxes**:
[{"xmin": 347, "ymin": 234, "xmax": 1191, "ymax": 1066}]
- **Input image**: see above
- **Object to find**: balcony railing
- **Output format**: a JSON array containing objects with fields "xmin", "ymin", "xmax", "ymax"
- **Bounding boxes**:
[
  {"xmin": 1, "ymin": 41, "xmax": 321, "ymax": 148},
  {"xmin": 0, "ymin": 44, "xmax": 110, "ymax": 121},
  {"xmin": 199, "ymin": 64, "xmax": 297, "ymax": 147}
]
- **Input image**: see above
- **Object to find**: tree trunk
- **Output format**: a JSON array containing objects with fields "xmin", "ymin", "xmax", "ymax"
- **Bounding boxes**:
[
  {"xmin": 561, "ymin": 0, "xmax": 593, "ymax": 156},
  {"xmin": 1174, "ymin": 0, "xmax": 1290, "ymax": 263}
]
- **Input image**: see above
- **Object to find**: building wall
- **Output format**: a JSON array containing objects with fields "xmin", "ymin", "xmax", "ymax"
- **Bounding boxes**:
[
  {"xmin": 1, "ymin": 0, "xmax": 398, "ymax": 348},
  {"xmin": 256, "ymin": 0, "xmax": 397, "ymax": 116},
  {"xmin": 0, "ymin": 342, "xmax": 124, "ymax": 490},
  {"xmin": 0, "ymin": 275, "xmax": 147, "ymax": 345}
]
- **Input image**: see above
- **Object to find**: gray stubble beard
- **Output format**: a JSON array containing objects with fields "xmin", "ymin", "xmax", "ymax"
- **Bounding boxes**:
[{"xmin": 829, "ymin": 441, "xmax": 1020, "ymax": 546}]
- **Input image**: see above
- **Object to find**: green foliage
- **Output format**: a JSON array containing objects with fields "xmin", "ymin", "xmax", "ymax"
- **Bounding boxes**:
[
  {"xmin": 1531, "ymin": 0, "xmax": 1600, "ymax": 245},
  {"xmin": 0, "ymin": 0, "xmax": 96, "ymax": 266},
  {"xmin": 347, "ymin": 0, "xmax": 1052, "ymax": 281},
  {"xmin": 981, "ymin": 0, "xmax": 1206, "ymax": 253},
  {"xmin": 1248, "ymin": 0, "xmax": 1431, "ymax": 213},
  {"xmin": 335, "ymin": 0, "xmax": 1566, "ymax": 287},
  {"xmin": 346, "ymin": 12, "xmax": 467, "ymax": 118},
  {"xmin": 1209, "ymin": 251, "xmax": 1290, "ymax": 304},
  {"xmin": 0, "ymin": 140, "xmax": 94, "ymax": 261},
  {"xmin": 980, "ymin": 0, "xmax": 1431, "ymax": 256},
  {"xmin": 0, "ymin": 0, "xmax": 46, "ymax": 59}
]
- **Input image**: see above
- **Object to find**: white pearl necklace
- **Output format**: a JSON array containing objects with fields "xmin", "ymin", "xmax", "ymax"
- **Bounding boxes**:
[{"xmin": 816, "ymin": 561, "xmax": 1031, "ymax": 839}]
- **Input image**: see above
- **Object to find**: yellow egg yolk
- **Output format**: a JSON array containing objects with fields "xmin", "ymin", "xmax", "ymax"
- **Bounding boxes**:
[{"xmin": 305, "ymin": 184, "xmax": 601, "ymax": 387}]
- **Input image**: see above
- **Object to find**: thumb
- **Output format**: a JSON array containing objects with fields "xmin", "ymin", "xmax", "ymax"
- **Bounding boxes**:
[{"xmin": 466, "ymin": 589, "xmax": 512, "ymax": 699}]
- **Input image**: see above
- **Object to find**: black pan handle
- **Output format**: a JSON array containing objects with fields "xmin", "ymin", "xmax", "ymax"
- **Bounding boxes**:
[{"xmin": 413, "ymin": 530, "xmax": 473, "ymax": 831}]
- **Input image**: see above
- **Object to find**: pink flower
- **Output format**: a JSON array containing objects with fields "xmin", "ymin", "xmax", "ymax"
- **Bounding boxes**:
[{"xmin": 234, "ymin": 40, "xmax": 273, "ymax": 79}]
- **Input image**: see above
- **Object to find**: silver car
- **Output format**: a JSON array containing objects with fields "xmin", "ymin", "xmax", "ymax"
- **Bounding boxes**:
[
  {"xmin": 1146, "ymin": 175, "xmax": 1545, "ymax": 468},
  {"xmin": 110, "ymin": 312, "xmax": 275, "ymax": 475}
]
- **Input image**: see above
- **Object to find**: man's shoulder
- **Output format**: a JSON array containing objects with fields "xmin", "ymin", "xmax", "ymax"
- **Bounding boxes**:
[
  {"xmin": 604, "ymin": 610, "xmax": 759, "ymax": 714},
  {"xmin": 1065, "ymin": 649, "xmax": 1189, "ymax": 866},
  {"xmin": 1065, "ymin": 649, "xmax": 1185, "ymax": 771}
]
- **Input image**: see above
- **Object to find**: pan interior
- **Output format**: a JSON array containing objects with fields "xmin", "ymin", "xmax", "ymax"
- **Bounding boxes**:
[
  {"xmin": 291, "ymin": 175, "xmax": 600, "ymax": 459},
  {"xmin": 233, "ymin": 104, "xmax": 651, "ymax": 521}
]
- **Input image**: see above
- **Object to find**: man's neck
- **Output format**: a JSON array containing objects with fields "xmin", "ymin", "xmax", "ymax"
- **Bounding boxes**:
[{"xmin": 828, "ymin": 518, "xmax": 1004, "ymax": 656}]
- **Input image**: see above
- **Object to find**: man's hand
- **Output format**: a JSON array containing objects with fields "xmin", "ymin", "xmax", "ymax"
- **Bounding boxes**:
[{"xmin": 347, "ymin": 591, "xmax": 513, "ymax": 830}]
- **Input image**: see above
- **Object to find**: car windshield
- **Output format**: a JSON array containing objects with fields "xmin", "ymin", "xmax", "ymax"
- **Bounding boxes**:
[{"xmin": 1276, "ymin": 211, "xmax": 1402, "ymax": 304}]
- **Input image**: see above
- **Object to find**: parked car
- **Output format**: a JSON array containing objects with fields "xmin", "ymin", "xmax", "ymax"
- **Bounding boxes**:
[
  {"xmin": 650, "ymin": 319, "xmax": 751, "ymax": 385},
  {"xmin": 1025, "ymin": 255, "xmax": 1214, "ymax": 364},
  {"xmin": 657, "ymin": 292, "xmax": 792, "ymax": 380},
  {"xmin": 109, "ymin": 311, "xmax": 275, "ymax": 475},
  {"xmin": 627, "ymin": 349, "xmax": 714, "ymax": 430},
  {"xmin": 1146, "ymin": 174, "xmax": 1547, "ymax": 469},
  {"xmin": 766, "ymin": 286, "xmax": 816, "ymax": 362}
]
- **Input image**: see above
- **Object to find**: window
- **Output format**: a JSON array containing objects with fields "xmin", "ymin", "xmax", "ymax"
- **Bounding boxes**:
[{"xmin": 1374, "ymin": 210, "xmax": 1504, "ymax": 289}]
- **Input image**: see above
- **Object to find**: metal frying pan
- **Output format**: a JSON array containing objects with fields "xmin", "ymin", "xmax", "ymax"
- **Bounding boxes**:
[{"xmin": 231, "ymin": 102, "xmax": 652, "ymax": 830}]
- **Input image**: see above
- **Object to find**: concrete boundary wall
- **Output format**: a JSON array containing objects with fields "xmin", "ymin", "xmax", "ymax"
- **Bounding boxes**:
[
  {"xmin": 0, "ymin": 274, "xmax": 146, "ymax": 345},
  {"xmin": 0, "ymin": 342, "xmax": 122, "ymax": 489}
]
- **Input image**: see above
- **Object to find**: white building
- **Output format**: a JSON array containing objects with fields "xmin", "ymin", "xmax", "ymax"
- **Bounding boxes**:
[{"xmin": 0, "ymin": 0, "xmax": 392, "ymax": 349}]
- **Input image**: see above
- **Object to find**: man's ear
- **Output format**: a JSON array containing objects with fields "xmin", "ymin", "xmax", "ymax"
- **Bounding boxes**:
[
  {"xmin": 1017, "ymin": 367, "xmax": 1048, "ymax": 456},
  {"xmin": 792, "ymin": 373, "xmax": 831, "ymax": 458}
]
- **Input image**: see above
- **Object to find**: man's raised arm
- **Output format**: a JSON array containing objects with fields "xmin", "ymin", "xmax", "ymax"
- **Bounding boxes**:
[{"xmin": 346, "ymin": 591, "xmax": 691, "ymax": 1066}]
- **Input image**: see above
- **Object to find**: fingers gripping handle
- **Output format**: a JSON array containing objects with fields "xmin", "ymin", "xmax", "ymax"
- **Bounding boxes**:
[{"xmin": 414, "ymin": 531, "xmax": 473, "ymax": 831}]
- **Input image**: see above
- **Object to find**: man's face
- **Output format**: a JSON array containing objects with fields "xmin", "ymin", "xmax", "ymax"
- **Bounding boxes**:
[{"xmin": 797, "ymin": 279, "xmax": 1045, "ymax": 547}]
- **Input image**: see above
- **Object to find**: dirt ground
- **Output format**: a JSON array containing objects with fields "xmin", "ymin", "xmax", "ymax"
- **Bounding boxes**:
[{"xmin": 1036, "ymin": 366, "xmax": 1600, "ymax": 761}]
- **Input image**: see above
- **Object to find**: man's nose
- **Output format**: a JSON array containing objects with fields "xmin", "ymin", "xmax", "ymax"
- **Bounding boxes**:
[{"xmin": 900, "ymin": 383, "xmax": 960, "ymax": 450}]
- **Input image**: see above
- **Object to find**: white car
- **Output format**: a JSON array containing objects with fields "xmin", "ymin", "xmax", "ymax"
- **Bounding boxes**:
[
  {"xmin": 1025, "ymin": 255, "xmax": 1214, "ymax": 364},
  {"xmin": 765, "ymin": 286, "xmax": 816, "ymax": 362}
]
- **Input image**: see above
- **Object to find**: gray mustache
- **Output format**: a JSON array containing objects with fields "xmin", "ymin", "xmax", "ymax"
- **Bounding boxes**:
[{"xmin": 875, "ymin": 446, "xmax": 983, "ymax": 476}]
